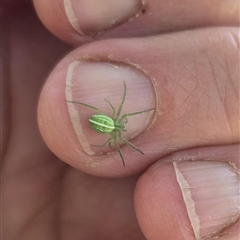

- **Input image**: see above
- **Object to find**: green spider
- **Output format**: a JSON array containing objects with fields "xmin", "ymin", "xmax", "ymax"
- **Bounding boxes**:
[{"xmin": 68, "ymin": 81, "xmax": 154, "ymax": 167}]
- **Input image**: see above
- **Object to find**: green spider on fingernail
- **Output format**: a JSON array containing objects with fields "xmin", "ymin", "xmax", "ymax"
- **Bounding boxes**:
[{"xmin": 68, "ymin": 81, "xmax": 154, "ymax": 167}]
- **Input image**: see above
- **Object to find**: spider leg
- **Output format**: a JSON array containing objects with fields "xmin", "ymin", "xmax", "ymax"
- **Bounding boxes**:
[
  {"xmin": 105, "ymin": 99, "xmax": 116, "ymax": 119},
  {"xmin": 123, "ymin": 118, "xmax": 128, "ymax": 124},
  {"xmin": 116, "ymin": 81, "xmax": 127, "ymax": 119},
  {"xmin": 113, "ymin": 133, "xmax": 125, "ymax": 167},
  {"xmin": 119, "ymin": 108, "xmax": 155, "ymax": 122},
  {"xmin": 67, "ymin": 101, "xmax": 104, "ymax": 114},
  {"xmin": 91, "ymin": 135, "xmax": 113, "ymax": 147},
  {"xmin": 118, "ymin": 131, "xmax": 144, "ymax": 155}
]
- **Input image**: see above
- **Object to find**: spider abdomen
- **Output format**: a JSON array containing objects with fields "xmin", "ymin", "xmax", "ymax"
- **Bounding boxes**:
[{"xmin": 89, "ymin": 114, "xmax": 115, "ymax": 134}]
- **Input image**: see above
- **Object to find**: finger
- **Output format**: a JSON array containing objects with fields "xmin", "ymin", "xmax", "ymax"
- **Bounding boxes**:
[
  {"xmin": 38, "ymin": 27, "xmax": 239, "ymax": 177},
  {"xmin": 134, "ymin": 144, "xmax": 240, "ymax": 240},
  {"xmin": 33, "ymin": 0, "xmax": 239, "ymax": 45}
]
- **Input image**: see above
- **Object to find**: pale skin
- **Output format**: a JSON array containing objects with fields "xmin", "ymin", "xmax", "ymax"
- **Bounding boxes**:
[{"xmin": 3, "ymin": 1, "xmax": 239, "ymax": 240}]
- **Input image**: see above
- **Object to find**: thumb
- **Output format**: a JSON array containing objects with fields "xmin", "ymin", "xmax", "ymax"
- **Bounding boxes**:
[{"xmin": 134, "ymin": 145, "xmax": 240, "ymax": 240}]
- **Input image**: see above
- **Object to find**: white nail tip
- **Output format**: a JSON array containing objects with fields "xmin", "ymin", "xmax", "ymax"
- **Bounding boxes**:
[
  {"xmin": 63, "ymin": 0, "xmax": 84, "ymax": 35},
  {"xmin": 66, "ymin": 61, "xmax": 94, "ymax": 155},
  {"xmin": 174, "ymin": 162, "xmax": 201, "ymax": 239},
  {"xmin": 174, "ymin": 161, "xmax": 240, "ymax": 239}
]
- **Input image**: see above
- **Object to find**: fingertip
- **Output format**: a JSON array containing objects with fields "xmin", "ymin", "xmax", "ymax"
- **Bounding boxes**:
[
  {"xmin": 33, "ymin": 0, "xmax": 78, "ymax": 46},
  {"xmin": 34, "ymin": 0, "xmax": 239, "ymax": 46},
  {"xmin": 134, "ymin": 147, "xmax": 240, "ymax": 240},
  {"xmin": 134, "ymin": 161, "xmax": 194, "ymax": 240},
  {"xmin": 37, "ymin": 42, "xmax": 157, "ymax": 177}
]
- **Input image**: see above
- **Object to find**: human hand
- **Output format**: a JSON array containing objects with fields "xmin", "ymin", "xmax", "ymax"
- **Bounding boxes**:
[{"xmin": 2, "ymin": 1, "xmax": 239, "ymax": 239}]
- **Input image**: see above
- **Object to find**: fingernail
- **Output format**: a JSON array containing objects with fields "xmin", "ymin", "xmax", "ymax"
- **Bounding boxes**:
[
  {"xmin": 66, "ymin": 61, "xmax": 155, "ymax": 156},
  {"xmin": 174, "ymin": 161, "xmax": 240, "ymax": 240},
  {"xmin": 63, "ymin": 0, "xmax": 145, "ymax": 35}
]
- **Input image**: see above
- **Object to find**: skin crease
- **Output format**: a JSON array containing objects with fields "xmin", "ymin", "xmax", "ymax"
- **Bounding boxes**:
[{"xmin": 2, "ymin": 1, "xmax": 239, "ymax": 240}]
